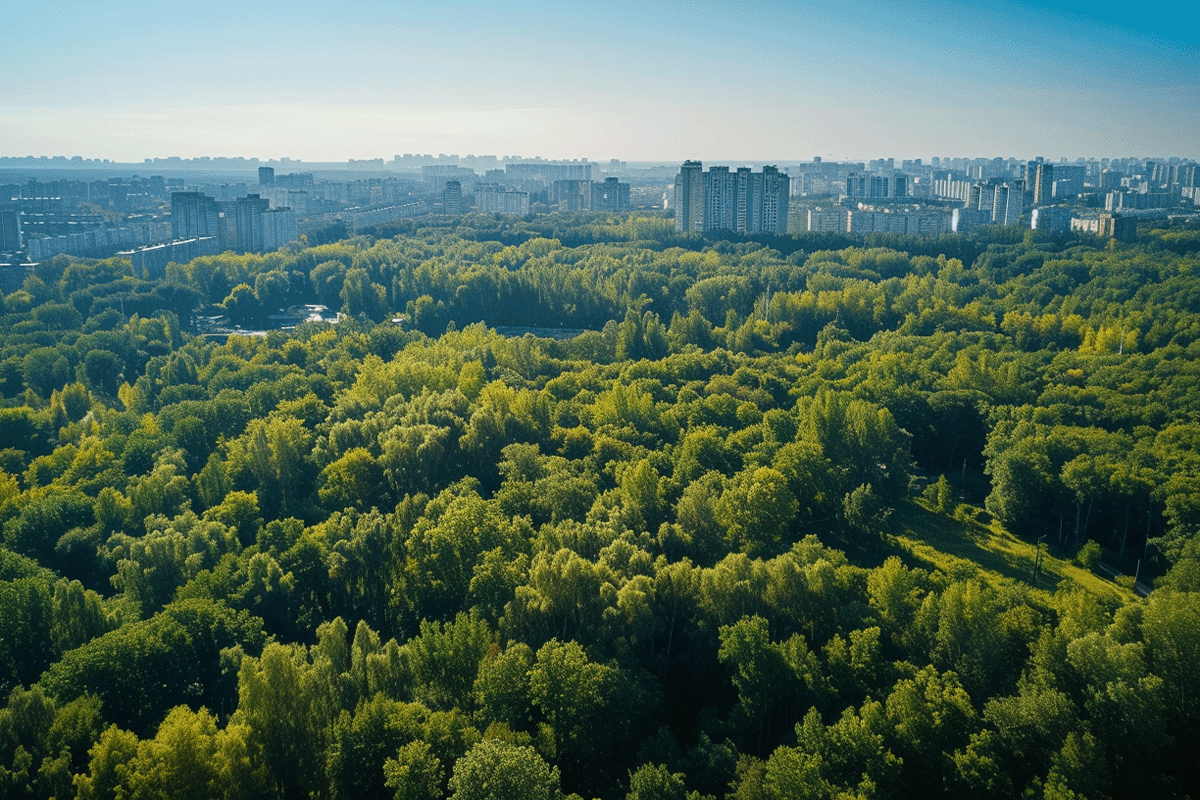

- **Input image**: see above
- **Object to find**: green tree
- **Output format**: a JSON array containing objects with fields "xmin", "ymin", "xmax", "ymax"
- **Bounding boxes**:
[
  {"xmin": 311, "ymin": 260, "xmax": 348, "ymax": 307},
  {"xmin": 717, "ymin": 467, "xmax": 798, "ymax": 556},
  {"xmin": 203, "ymin": 490, "xmax": 262, "ymax": 547},
  {"xmin": 235, "ymin": 643, "xmax": 331, "ymax": 800},
  {"xmin": 41, "ymin": 599, "xmax": 264, "ymax": 736},
  {"xmin": 842, "ymin": 483, "xmax": 891, "ymax": 538},
  {"xmin": 718, "ymin": 615, "xmax": 824, "ymax": 752},
  {"xmin": 627, "ymin": 762, "xmax": 688, "ymax": 800},
  {"xmin": 319, "ymin": 447, "xmax": 384, "ymax": 511},
  {"xmin": 620, "ymin": 458, "xmax": 665, "ymax": 533},
  {"xmin": 341, "ymin": 268, "xmax": 388, "ymax": 321},
  {"xmin": 236, "ymin": 416, "xmax": 314, "ymax": 517},
  {"xmin": 765, "ymin": 704, "xmax": 900, "ymax": 800},
  {"xmin": 933, "ymin": 474, "xmax": 954, "ymax": 514},
  {"xmin": 0, "ymin": 578, "xmax": 56, "ymax": 689},
  {"xmin": 473, "ymin": 642, "xmax": 534, "ymax": 732},
  {"xmin": 74, "ymin": 724, "xmax": 139, "ymax": 800},
  {"xmin": 1142, "ymin": 590, "xmax": 1200, "ymax": 724},
  {"xmin": 406, "ymin": 612, "xmax": 490, "ymax": 712},
  {"xmin": 222, "ymin": 283, "xmax": 262, "ymax": 327},
  {"xmin": 83, "ymin": 350, "xmax": 124, "ymax": 397},
  {"xmin": 448, "ymin": 738, "xmax": 560, "ymax": 800},
  {"xmin": 327, "ymin": 694, "xmax": 426, "ymax": 800},
  {"xmin": 674, "ymin": 427, "xmax": 739, "ymax": 485},
  {"xmin": 117, "ymin": 705, "xmax": 221, "ymax": 800},
  {"xmin": 0, "ymin": 685, "xmax": 84, "ymax": 800},
  {"xmin": 884, "ymin": 665, "xmax": 977, "ymax": 793},
  {"xmin": 528, "ymin": 637, "xmax": 644, "ymax": 793},
  {"xmin": 23, "ymin": 347, "xmax": 71, "ymax": 398},
  {"xmin": 384, "ymin": 739, "xmax": 443, "ymax": 800}
]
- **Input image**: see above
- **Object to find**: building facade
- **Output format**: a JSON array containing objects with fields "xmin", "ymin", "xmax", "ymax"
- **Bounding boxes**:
[
  {"xmin": 673, "ymin": 161, "xmax": 705, "ymax": 232},
  {"xmin": 807, "ymin": 208, "xmax": 849, "ymax": 232},
  {"xmin": 933, "ymin": 174, "xmax": 973, "ymax": 202},
  {"xmin": 443, "ymin": 181, "xmax": 463, "ymax": 215},
  {"xmin": 121, "ymin": 236, "xmax": 220, "ymax": 279},
  {"xmin": 673, "ymin": 162, "xmax": 788, "ymax": 234},
  {"xmin": 590, "ymin": 177, "xmax": 630, "ymax": 211},
  {"xmin": 1025, "ymin": 160, "xmax": 1054, "ymax": 206},
  {"xmin": 173, "ymin": 191, "xmax": 295, "ymax": 254},
  {"xmin": 475, "ymin": 184, "xmax": 530, "ymax": 215},
  {"xmin": 848, "ymin": 208, "xmax": 951, "ymax": 235},
  {"xmin": 550, "ymin": 180, "xmax": 592, "ymax": 211},
  {"xmin": 171, "ymin": 192, "xmax": 222, "ymax": 240},
  {"xmin": 0, "ymin": 203, "xmax": 21, "ymax": 252},
  {"xmin": 952, "ymin": 207, "xmax": 994, "ymax": 233},
  {"xmin": 505, "ymin": 162, "xmax": 592, "ymax": 182},
  {"xmin": 845, "ymin": 172, "xmax": 909, "ymax": 200},
  {"xmin": 1098, "ymin": 213, "xmax": 1137, "ymax": 242},
  {"xmin": 968, "ymin": 179, "xmax": 1025, "ymax": 226},
  {"xmin": 219, "ymin": 194, "xmax": 270, "ymax": 253},
  {"xmin": 262, "ymin": 207, "xmax": 298, "ymax": 251}
]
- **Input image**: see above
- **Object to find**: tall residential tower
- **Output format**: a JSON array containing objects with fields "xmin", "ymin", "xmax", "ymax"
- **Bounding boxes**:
[
  {"xmin": 673, "ymin": 162, "xmax": 789, "ymax": 234},
  {"xmin": 674, "ymin": 161, "xmax": 705, "ymax": 233}
]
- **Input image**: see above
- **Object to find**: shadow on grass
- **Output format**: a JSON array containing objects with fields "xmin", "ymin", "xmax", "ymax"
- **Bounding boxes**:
[
  {"xmin": 803, "ymin": 501, "xmax": 1127, "ymax": 599},
  {"xmin": 887, "ymin": 501, "xmax": 1058, "ymax": 588}
]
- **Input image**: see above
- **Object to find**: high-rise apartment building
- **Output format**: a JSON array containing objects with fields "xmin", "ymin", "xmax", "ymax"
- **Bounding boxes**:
[
  {"xmin": 969, "ymin": 179, "xmax": 1025, "ymax": 226},
  {"xmin": 257, "ymin": 188, "xmax": 309, "ymax": 215},
  {"xmin": 845, "ymin": 172, "xmax": 909, "ymax": 199},
  {"xmin": 549, "ymin": 178, "xmax": 630, "ymax": 212},
  {"xmin": 1098, "ymin": 213, "xmax": 1136, "ymax": 242},
  {"xmin": 219, "ymin": 194, "xmax": 270, "ymax": 253},
  {"xmin": 171, "ymin": 192, "xmax": 222, "ymax": 240},
  {"xmin": 1025, "ymin": 160, "xmax": 1054, "ymax": 206},
  {"xmin": 791, "ymin": 159, "xmax": 866, "ymax": 196},
  {"xmin": 674, "ymin": 161, "xmax": 705, "ymax": 232},
  {"xmin": 704, "ymin": 167, "xmax": 737, "ymax": 231},
  {"xmin": 756, "ymin": 166, "xmax": 789, "ymax": 234},
  {"xmin": 1100, "ymin": 169, "xmax": 1124, "ymax": 190},
  {"xmin": 550, "ymin": 180, "xmax": 592, "ymax": 211},
  {"xmin": 174, "ymin": 191, "xmax": 289, "ymax": 253},
  {"xmin": 258, "ymin": 166, "xmax": 275, "ymax": 186},
  {"xmin": 807, "ymin": 208, "xmax": 849, "ymax": 232},
  {"xmin": 443, "ymin": 181, "xmax": 463, "ymax": 215},
  {"xmin": 1050, "ymin": 165, "xmax": 1085, "ymax": 199},
  {"xmin": 0, "ymin": 203, "xmax": 21, "ymax": 252},
  {"xmin": 952, "ymin": 207, "xmax": 993, "ymax": 233},
  {"xmin": 1105, "ymin": 190, "xmax": 1175, "ymax": 211},
  {"xmin": 933, "ymin": 174, "xmax": 973, "ymax": 202},
  {"xmin": 847, "ymin": 208, "xmax": 951, "ymax": 235},
  {"xmin": 475, "ymin": 184, "xmax": 530, "ymax": 215},
  {"xmin": 1030, "ymin": 206, "xmax": 1071, "ymax": 233},
  {"xmin": 262, "ymin": 207, "xmax": 298, "ymax": 251},
  {"xmin": 505, "ymin": 162, "xmax": 592, "ymax": 183},
  {"xmin": 590, "ymin": 177, "xmax": 630, "ymax": 211},
  {"xmin": 673, "ymin": 162, "xmax": 788, "ymax": 234}
]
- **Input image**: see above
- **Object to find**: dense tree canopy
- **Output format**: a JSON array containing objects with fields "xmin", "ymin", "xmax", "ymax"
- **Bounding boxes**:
[{"xmin": 2, "ymin": 213, "xmax": 1200, "ymax": 798}]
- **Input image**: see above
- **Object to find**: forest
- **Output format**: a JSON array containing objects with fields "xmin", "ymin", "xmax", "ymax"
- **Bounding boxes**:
[{"xmin": 2, "ymin": 211, "xmax": 1200, "ymax": 800}]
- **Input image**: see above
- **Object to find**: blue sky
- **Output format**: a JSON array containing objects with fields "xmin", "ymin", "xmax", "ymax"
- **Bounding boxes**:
[{"xmin": 2, "ymin": 0, "xmax": 1196, "ymax": 162}]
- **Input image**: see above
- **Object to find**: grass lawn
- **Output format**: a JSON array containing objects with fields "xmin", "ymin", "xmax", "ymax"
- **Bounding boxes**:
[{"xmin": 889, "ymin": 500, "xmax": 1131, "ymax": 601}]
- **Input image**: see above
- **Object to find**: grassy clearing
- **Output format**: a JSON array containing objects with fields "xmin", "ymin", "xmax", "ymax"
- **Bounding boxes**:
[{"xmin": 889, "ymin": 501, "xmax": 1131, "ymax": 601}]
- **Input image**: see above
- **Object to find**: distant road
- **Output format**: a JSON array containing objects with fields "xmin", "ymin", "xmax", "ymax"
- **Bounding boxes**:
[
  {"xmin": 1097, "ymin": 561, "xmax": 1152, "ymax": 597},
  {"xmin": 492, "ymin": 325, "xmax": 591, "ymax": 340}
]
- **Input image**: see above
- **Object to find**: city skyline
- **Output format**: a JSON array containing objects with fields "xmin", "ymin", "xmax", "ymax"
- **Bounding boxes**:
[{"xmin": 3, "ymin": 0, "xmax": 1197, "ymax": 164}]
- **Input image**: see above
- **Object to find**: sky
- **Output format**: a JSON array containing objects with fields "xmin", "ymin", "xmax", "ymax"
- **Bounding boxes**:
[{"xmin": 1, "ymin": 0, "xmax": 1197, "ymax": 163}]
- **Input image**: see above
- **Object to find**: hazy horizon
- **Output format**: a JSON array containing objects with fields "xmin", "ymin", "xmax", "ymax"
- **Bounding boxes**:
[{"xmin": 3, "ymin": 0, "xmax": 1197, "ymax": 163}]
